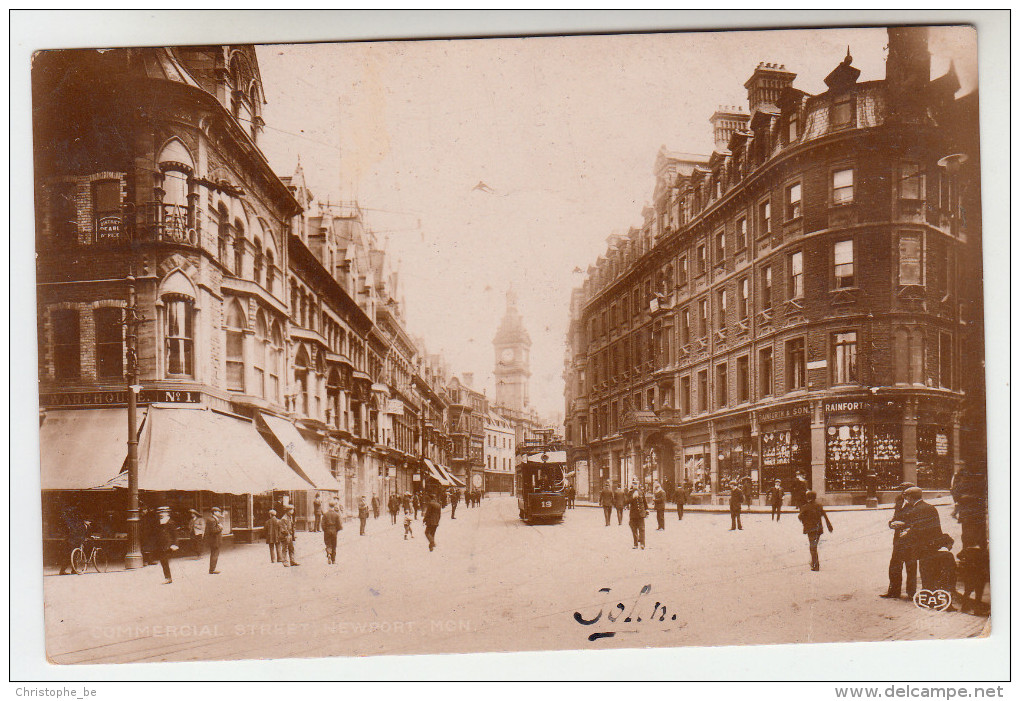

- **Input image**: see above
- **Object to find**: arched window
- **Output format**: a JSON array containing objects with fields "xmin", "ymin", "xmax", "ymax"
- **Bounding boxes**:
[
  {"xmin": 225, "ymin": 300, "xmax": 246, "ymax": 392},
  {"xmin": 269, "ymin": 322, "xmax": 283, "ymax": 402},
  {"xmin": 157, "ymin": 140, "xmax": 194, "ymax": 244},
  {"xmin": 327, "ymin": 368, "xmax": 342, "ymax": 429},
  {"xmin": 165, "ymin": 295, "xmax": 195, "ymax": 377},
  {"xmin": 294, "ymin": 345, "xmax": 311, "ymax": 416},
  {"xmin": 254, "ymin": 311, "xmax": 268, "ymax": 398}
]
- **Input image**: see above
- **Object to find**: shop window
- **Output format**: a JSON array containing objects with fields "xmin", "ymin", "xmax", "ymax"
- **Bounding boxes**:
[
  {"xmin": 225, "ymin": 301, "xmax": 246, "ymax": 392},
  {"xmin": 788, "ymin": 251, "xmax": 804, "ymax": 299},
  {"xmin": 831, "ymin": 331, "xmax": 858, "ymax": 385},
  {"xmin": 680, "ymin": 376, "xmax": 691, "ymax": 416},
  {"xmin": 716, "ymin": 363, "xmax": 728, "ymax": 408},
  {"xmin": 832, "ymin": 168, "xmax": 854, "ymax": 205},
  {"xmin": 737, "ymin": 355, "xmax": 750, "ymax": 403},
  {"xmin": 254, "ymin": 312, "xmax": 268, "ymax": 398},
  {"xmin": 785, "ymin": 182, "xmax": 802, "ymax": 220},
  {"xmin": 736, "ymin": 217, "xmax": 747, "ymax": 251},
  {"xmin": 833, "ymin": 239, "xmax": 855, "ymax": 289},
  {"xmin": 761, "ymin": 265, "xmax": 773, "ymax": 310},
  {"xmin": 52, "ymin": 308, "xmax": 81, "ymax": 380},
  {"xmin": 917, "ymin": 425, "xmax": 952, "ymax": 489},
  {"xmin": 164, "ymin": 297, "xmax": 195, "ymax": 377},
  {"xmin": 51, "ymin": 182, "xmax": 78, "ymax": 243},
  {"xmin": 697, "ymin": 370, "xmax": 708, "ymax": 413},
  {"xmin": 898, "ymin": 233, "xmax": 923, "ymax": 286},
  {"xmin": 898, "ymin": 162, "xmax": 924, "ymax": 201},
  {"xmin": 759, "ymin": 347, "xmax": 773, "ymax": 397},
  {"xmin": 785, "ymin": 338, "xmax": 805, "ymax": 391},
  {"xmin": 92, "ymin": 179, "xmax": 122, "ymax": 242},
  {"xmin": 94, "ymin": 307, "xmax": 124, "ymax": 380},
  {"xmin": 758, "ymin": 200, "xmax": 771, "ymax": 237},
  {"xmin": 939, "ymin": 332, "xmax": 953, "ymax": 389}
]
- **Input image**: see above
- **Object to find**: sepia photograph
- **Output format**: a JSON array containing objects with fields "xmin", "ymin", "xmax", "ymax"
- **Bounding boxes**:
[{"xmin": 11, "ymin": 9, "xmax": 1009, "ymax": 686}]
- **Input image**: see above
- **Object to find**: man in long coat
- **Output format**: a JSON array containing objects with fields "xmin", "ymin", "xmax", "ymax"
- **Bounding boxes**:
[
  {"xmin": 322, "ymin": 503, "xmax": 342, "ymax": 564},
  {"xmin": 599, "ymin": 482, "xmax": 614, "ymax": 526},
  {"xmin": 653, "ymin": 482, "xmax": 667, "ymax": 531},
  {"xmin": 206, "ymin": 506, "xmax": 223, "ymax": 574},
  {"xmin": 264, "ymin": 509, "xmax": 281, "ymax": 563},
  {"xmin": 729, "ymin": 482, "xmax": 744, "ymax": 531},
  {"xmin": 613, "ymin": 485, "xmax": 626, "ymax": 526},
  {"xmin": 424, "ymin": 492, "xmax": 442, "ymax": 552},
  {"xmin": 674, "ymin": 482, "xmax": 688, "ymax": 521},
  {"xmin": 279, "ymin": 505, "xmax": 299, "ymax": 566}
]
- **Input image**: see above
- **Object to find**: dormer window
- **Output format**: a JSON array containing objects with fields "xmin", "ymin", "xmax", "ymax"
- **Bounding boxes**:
[
  {"xmin": 831, "ymin": 97, "xmax": 854, "ymax": 128},
  {"xmin": 788, "ymin": 112, "xmax": 799, "ymax": 143}
]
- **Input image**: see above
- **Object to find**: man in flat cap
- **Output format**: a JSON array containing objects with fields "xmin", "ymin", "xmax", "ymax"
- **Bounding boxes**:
[
  {"xmin": 188, "ymin": 508, "xmax": 205, "ymax": 559},
  {"xmin": 280, "ymin": 504, "xmax": 299, "ymax": 566},
  {"xmin": 206, "ymin": 507, "xmax": 223, "ymax": 574},
  {"xmin": 154, "ymin": 507, "xmax": 178, "ymax": 585},
  {"xmin": 882, "ymin": 482, "xmax": 919, "ymax": 599}
]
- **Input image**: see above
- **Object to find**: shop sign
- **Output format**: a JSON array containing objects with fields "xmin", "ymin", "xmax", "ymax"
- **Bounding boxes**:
[
  {"xmin": 96, "ymin": 215, "xmax": 122, "ymax": 240},
  {"xmin": 41, "ymin": 389, "xmax": 201, "ymax": 407},
  {"xmin": 388, "ymin": 466, "xmax": 397, "ymax": 478},
  {"xmin": 806, "ymin": 360, "xmax": 827, "ymax": 370},
  {"xmin": 757, "ymin": 403, "xmax": 810, "ymax": 423}
]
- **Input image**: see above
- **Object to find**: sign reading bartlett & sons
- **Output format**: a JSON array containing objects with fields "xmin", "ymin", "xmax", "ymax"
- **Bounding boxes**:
[
  {"xmin": 757, "ymin": 403, "xmax": 811, "ymax": 424},
  {"xmin": 41, "ymin": 389, "xmax": 202, "ymax": 407}
]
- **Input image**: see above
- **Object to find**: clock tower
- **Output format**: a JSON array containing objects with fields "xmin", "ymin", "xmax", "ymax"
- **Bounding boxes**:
[{"xmin": 493, "ymin": 287, "xmax": 531, "ymax": 412}]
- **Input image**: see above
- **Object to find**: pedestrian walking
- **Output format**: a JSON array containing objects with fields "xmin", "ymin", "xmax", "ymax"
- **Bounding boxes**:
[
  {"xmin": 154, "ymin": 506, "xmax": 178, "ymax": 584},
  {"xmin": 769, "ymin": 480, "xmax": 784, "ymax": 522},
  {"xmin": 58, "ymin": 506, "xmax": 88, "ymax": 575},
  {"xmin": 205, "ymin": 507, "xmax": 223, "ymax": 574},
  {"xmin": 653, "ymin": 482, "xmax": 667, "ymax": 531},
  {"xmin": 898, "ymin": 486, "xmax": 945, "ymax": 591},
  {"xmin": 388, "ymin": 494, "xmax": 400, "ymax": 524},
  {"xmin": 450, "ymin": 488, "xmax": 460, "ymax": 519},
  {"xmin": 613, "ymin": 485, "xmax": 626, "ymax": 526},
  {"xmin": 188, "ymin": 509, "xmax": 205, "ymax": 559},
  {"xmin": 371, "ymin": 494, "xmax": 381, "ymax": 520},
  {"xmin": 599, "ymin": 482, "xmax": 614, "ymax": 526},
  {"xmin": 264, "ymin": 509, "xmax": 280, "ymax": 563},
  {"xmin": 411, "ymin": 492, "xmax": 420, "ymax": 519},
  {"xmin": 403, "ymin": 492, "xmax": 413, "ymax": 517},
  {"xmin": 881, "ymin": 483, "xmax": 919, "ymax": 599},
  {"xmin": 424, "ymin": 491, "xmax": 442, "ymax": 552},
  {"xmin": 797, "ymin": 491, "xmax": 833, "ymax": 571},
  {"xmin": 312, "ymin": 492, "xmax": 323, "ymax": 533},
  {"xmin": 280, "ymin": 505, "xmax": 299, "ymax": 566},
  {"xmin": 791, "ymin": 473, "xmax": 808, "ymax": 509},
  {"xmin": 729, "ymin": 482, "xmax": 744, "ymax": 530},
  {"xmin": 628, "ymin": 486, "xmax": 648, "ymax": 549},
  {"xmin": 403, "ymin": 512, "xmax": 414, "ymax": 540},
  {"xmin": 358, "ymin": 496, "xmax": 369, "ymax": 536},
  {"xmin": 674, "ymin": 483, "xmax": 688, "ymax": 521},
  {"xmin": 322, "ymin": 503, "xmax": 342, "ymax": 564}
]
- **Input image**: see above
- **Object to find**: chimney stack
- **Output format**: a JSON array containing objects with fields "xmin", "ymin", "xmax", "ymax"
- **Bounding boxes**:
[
  {"xmin": 743, "ymin": 62, "xmax": 797, "ymax": 114},
  {"xmin": 709, "ymin": 105, "xmax": 750, "ymax": 151}
]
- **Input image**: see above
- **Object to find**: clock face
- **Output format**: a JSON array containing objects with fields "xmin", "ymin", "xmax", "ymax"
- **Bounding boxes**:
[{"xmin": 501, "ymin": 348, "xmax": 514, "ymax": 362}]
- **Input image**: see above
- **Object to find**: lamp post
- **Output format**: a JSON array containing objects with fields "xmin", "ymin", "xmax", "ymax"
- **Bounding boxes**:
[{"xmin": 123, "ymin": 271, "xmax": 144, "ymax": 569}]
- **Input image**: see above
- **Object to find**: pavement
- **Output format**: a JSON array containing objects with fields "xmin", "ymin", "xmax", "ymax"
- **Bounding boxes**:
[{"xmin": 42, "ymin": 496, "xmax": 988, "ymax": 665}]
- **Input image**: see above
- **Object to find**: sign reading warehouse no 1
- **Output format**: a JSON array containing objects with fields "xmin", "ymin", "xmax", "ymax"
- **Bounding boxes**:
[{"xmin": 41, "ymin": 389, "xmax": 202, "ymax": 407}]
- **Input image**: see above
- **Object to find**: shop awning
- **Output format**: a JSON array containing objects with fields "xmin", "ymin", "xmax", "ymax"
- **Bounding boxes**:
[
  {"xmin": 256, "ymin": 412, "xmax": 341, "ymax": 491},
  {"xmin": 435, "ymin": 462, "xmax": 465, "ymax": 488},
  {"xmin": 138, "ymin": 407, "xmax": 313, "ymax": 493},
  {"xmin": 39, "ymin": 408, "xmax": 147, "ymax": 490},
  {"xmin": 423, "ymin": 458, "xmax": 452, "ymax": 486}
]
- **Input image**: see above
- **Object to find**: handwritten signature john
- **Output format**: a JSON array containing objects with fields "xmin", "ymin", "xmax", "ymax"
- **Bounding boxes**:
[{"xmin": 572, "ymin": 584, "xmax": 683, "ymax": 642}]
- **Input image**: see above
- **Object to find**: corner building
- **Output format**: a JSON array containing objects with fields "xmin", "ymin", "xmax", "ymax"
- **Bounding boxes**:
[{"xmin": 565, "ymin": 29, "xmax": 981, "ymax": 504}]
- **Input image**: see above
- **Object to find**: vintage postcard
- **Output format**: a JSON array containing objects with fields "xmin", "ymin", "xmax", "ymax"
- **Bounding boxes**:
[{"xmin": 22, "ymin": 13, "xmax": 1000, "ymax": 679}]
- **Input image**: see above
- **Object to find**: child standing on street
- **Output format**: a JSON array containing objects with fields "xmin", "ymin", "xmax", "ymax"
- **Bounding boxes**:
[{"xmin": 403, "ymin": 512, "xmax": 414, "ymax": 540}]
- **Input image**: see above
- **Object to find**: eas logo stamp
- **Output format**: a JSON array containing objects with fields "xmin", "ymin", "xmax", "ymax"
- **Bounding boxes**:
[{"xmin": 913, "ymin": 589, "xmax": 952, "ymax": 611}]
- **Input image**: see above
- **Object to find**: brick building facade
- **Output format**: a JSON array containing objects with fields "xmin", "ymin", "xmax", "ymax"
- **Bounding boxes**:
[{"xmin": 564, "ymin": 28, "xmax": 982, "ymax": 505}]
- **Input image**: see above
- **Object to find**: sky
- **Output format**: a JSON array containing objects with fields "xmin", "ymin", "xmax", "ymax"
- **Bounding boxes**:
[{"xmin": 253, "ymin": 26, "xmax": 976, "ymax": 420}]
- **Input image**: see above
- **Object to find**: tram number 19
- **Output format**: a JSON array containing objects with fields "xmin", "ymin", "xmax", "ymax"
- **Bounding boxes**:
[{"xmin": 540, "ymin": 500, "xmax": 552, "ymax": 508}]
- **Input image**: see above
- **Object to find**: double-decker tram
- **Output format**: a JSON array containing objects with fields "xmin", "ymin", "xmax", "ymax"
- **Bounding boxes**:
[{"xmin": 515, "ymin": 444, "xmax": 568, "ymax": 524}]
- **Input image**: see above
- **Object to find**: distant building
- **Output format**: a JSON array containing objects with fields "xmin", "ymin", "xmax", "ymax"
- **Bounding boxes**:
[{"xmin": 484, "ymin": 409, "xmax": 516, "ymax": 493}]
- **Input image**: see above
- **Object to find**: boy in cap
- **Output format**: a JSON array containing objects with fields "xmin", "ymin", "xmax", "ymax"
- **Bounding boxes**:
[
  {"xmin": 264, "ymin": 509, "xmax": 280, "ymax": 563},
  {"xmin": 206, "ymin": 507, "xmax": 223, "ymax": 574}
]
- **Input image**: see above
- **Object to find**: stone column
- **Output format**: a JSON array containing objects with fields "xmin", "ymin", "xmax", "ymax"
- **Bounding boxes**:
[
  {"xmin": 901, "ymin": 399, "xmax": 918, "ymax": 486},
  {"xmin": 810, "ymin": 399, "xmax": 826, "ymax": 497}
]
